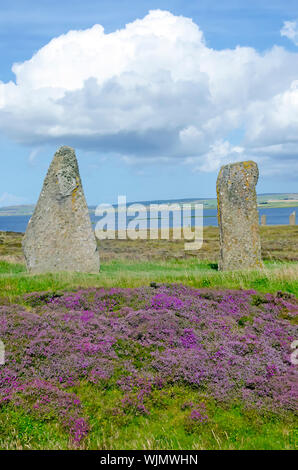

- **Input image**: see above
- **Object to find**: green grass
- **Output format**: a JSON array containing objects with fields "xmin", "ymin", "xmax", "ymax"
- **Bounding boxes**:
[
  {"xmin": 0, "ymin": 408, "xmax": 70, "ymax": 450},
  {"xmin": 0, "ymin": 258, "xmax": 297, "ymax": 303},
  {"xmin": 78, "ymin": 383, "xmax": 296, "ymax": 450},
  {"xmin": 0, "ymin": 384, "xmax": 296, "ymax": 450},
  {"xmin": 0, "ymin": 260, "xmax": 26, "ymax": 274}
]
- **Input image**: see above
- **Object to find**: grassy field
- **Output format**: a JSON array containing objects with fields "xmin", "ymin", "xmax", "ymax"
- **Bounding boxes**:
[
  {"xmin": 0, "ymin": 226, "xmax": 297, "ymax": 302},
  {"xmin": 1, "ymin": 225, "xmax": 298, "ymax": 264},
  {"xmin": 0, "ymin": 227, "xmax": 297, "ymax": 450},
  {"xmin": 0, "ymin": 258, "xmax": 297, "ymax": 303},
  {"xmin": 1, "ymin": 384, "xmax": 296, "ymax": 450}
]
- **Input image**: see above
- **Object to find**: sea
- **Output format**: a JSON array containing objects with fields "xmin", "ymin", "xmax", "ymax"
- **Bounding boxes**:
[{"xmin": 0, "ymin": 206, "xmax": 297, "ymax": 233}]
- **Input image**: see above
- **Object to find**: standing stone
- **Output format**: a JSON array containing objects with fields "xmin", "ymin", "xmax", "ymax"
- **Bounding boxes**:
[
  {"xmin": 216, "ymin": 161, "xmax": 263, "ymax": 271},
  {"xmin": 23, "ymin": 146, "xmax": 100, "ymax": 273},
  {"xmin": 261, "ymin": 214, "xmax": 267, "ymax": 226},
  {"xmin": 289, "ymin": 211, "xmax": 296, "ymax": 226}
]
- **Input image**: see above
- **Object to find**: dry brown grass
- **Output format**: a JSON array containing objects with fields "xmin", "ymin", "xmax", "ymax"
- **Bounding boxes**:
[
  {"xmin": 0, "ymin": 231, "xmax": 24, "ymax": 263},
  {"xmin": 1, "ymin": 225, "xmax": 297, "ymax": 264},
  {"xmin": 98, "ymin": 225, "xmax": 298, "ymax": 263}
]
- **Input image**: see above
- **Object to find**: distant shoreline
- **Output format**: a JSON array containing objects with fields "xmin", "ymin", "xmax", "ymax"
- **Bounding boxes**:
[{"xmin": 0, "ymin": 193, "xmax": 297, "ymax": 216}]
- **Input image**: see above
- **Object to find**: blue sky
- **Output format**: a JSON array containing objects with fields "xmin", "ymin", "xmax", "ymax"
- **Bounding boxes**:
[{"xmin": 0, "ymin": 0, "xmax": 298, "ymax": 206}]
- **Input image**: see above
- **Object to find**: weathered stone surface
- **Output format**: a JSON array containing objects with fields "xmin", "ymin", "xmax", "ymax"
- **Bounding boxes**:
[
  {"xmin": 23, "ymin": 146, "xmax": 100, "ymax": 273},
  {"xmin": 216, "ymin": 161, "xmax": 263, "ymax": 271}
]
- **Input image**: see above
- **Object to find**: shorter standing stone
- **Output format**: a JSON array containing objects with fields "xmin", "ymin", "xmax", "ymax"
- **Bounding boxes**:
[
  {"xmin": 23, "ymin": 146, "xmax": 100, "ymax": 273},
  {"xmin": 216, "ymin": 161, "xmax": 263, "ymax": 271},
  {"xmin": 289, "ymin": 211, "xmax": 296, "ymax": 226},
  {"xmin": 261, "ymin": 214, "xmax": 267, "ymax": 226}
]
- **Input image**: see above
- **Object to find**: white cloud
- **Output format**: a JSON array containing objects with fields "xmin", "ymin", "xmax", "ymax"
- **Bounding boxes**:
[
  {"xmin": 28, "ymin": 147, "xmax": 42, "ymax": 163},
  {"xmin": 0, "ymin": 10, "xmax": 298, "ymax": 175},
  {"xmin": 185, "ymin": 140, "xmax": 246, "ymax": 173},
  {"xmin": 281, "ymin": 20, "xmax": 298, "ymax": 46}
]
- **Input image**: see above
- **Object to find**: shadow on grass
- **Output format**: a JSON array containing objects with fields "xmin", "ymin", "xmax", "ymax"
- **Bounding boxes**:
[{"xmin": 208, "ymin": 263, "xmax": 218, "ymax": 270}]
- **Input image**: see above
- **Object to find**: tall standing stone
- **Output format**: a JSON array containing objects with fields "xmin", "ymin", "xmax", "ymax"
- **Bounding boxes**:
[
  {"xmin": 23, "ymin": 146, "xmax": 100, "ymax": 273},
  {"xmin": 216, "ymin": 161, "xmax": 263, "ymax": 271},
  {"xmin": 289, "ymin": 211, "xmax": 296, "ymax": 226}
]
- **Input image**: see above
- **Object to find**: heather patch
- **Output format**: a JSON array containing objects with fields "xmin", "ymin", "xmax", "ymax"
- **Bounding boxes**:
[{"xmin": 0, "ymin": 284, "xmax": 297, "ymax": 446}]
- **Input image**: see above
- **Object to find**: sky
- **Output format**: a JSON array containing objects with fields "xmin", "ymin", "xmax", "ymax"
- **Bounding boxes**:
[{"xmin": 0, "ymin": 0, "xmax": 298, "ymax": 206}]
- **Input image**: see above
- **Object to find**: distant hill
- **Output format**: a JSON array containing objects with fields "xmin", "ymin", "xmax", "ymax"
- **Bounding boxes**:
[
  {"xmin": 0, "ymin": 193, "xmax": 297, "ymax": 216},
  {"xmin": 0, "ymin": 205, "xmax": 36, "ymax": 216}
]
